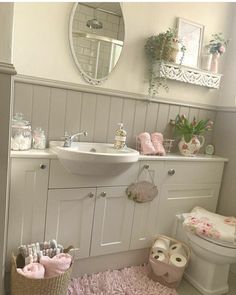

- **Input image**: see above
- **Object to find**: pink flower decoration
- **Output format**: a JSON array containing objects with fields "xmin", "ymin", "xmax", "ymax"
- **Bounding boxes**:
[{"xmin": 219, "ymin": 45, "xmax": 225, "ymax": 54}]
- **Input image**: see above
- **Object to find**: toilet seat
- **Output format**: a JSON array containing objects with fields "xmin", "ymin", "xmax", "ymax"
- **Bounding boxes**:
[
  {"xmin": 186, "ymin": 231, "xmax": 236, "ymax": 258},
  {"xmin": 198, "ymin": 234, "xmax": 236, "ymax": 249}
]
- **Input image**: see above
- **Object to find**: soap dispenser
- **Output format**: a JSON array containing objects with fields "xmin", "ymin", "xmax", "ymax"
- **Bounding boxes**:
[{"xmin": 114, "ymin": 123, "xmax": 127, "ymax": 149}]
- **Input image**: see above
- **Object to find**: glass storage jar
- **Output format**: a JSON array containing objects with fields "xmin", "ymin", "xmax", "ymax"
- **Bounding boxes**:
[
  {"xmin": 11, "ymin": 113, "xmax": 32, "ymax": 151},
  {"xmin": 32, "ymin": 127, "xmax": 46, "ymax": 150}
]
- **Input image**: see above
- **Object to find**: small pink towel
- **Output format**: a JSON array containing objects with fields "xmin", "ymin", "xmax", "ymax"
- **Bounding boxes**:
[
  {"xmin": 151, "ymin": 133, "xmax": 166, "ymax": 156},
  {"xmin": 17, "ymin": 263, "xmax": 45, "ymax": 279},
  {"xmin": 40, "ymin": 253, "xmax": 72, "ymax": 278},
  {"xmin": 138, "ymin": 132, "xmax": 155, "ymax": 155}
]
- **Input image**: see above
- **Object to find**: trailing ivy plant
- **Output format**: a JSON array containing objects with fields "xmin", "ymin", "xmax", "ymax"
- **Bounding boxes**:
[{"xmin": 145, "ymin": 28, "xmax": 186, "ymax": 95}]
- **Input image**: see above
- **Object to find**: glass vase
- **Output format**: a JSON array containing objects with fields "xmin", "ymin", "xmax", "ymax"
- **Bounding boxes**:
[{"xmin": 210, "ymin": 52, "xmax": 220, "ymax": 73}]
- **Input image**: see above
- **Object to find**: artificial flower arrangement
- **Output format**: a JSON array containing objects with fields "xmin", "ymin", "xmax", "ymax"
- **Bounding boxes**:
[
  {"xmin": 173, "ymin": 114, "xmax": 214, "ymax": 143},
  {"xmin": 172, "ymin": 115, "xmax": 214, "ymax": 156},
  {"xmin": 206, "ymin": 33, "xmax": 230, "ymax": 55}
]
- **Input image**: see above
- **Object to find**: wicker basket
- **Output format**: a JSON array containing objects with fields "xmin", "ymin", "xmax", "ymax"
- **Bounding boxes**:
[
  {"xmin": 11, "ymin": 254, "xmax": 72, "ymax": 295},
  {"xmin": 148, "ymin": 235, "xmax": 191, "ymax": 288}
]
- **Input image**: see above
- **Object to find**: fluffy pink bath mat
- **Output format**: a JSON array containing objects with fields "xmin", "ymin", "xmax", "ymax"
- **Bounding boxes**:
[{"xmin": 68, "ymin": 265, "xmax": 178, "ymax": 295}]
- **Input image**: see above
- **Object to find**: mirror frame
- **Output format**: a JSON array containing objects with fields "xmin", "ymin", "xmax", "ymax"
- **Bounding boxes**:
[{"xmin": 69, "ymin": 2, "xmax": 125, "ymax": 85}]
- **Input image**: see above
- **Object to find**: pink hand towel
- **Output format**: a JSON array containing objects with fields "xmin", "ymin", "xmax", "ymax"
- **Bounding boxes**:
[
  {"xmin": 40, "ymin": 253, "xmax": 72, "ymax": 278},
  {"xmin": 138, "ymin": 132, "xmax": 155, "ymax": 155},
  {"xmin": 151, "ymin": 133, "xmax": 166, "ymax": 156},
  {"xmin": 17, "ymin": 263, "xmax": 45, "ymax": 279}
]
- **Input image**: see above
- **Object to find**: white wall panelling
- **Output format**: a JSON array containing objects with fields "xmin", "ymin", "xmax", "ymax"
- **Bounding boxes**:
[
  {"xmin": 13, "ymin": 80, "xmax": 217, "ymax": 148},
  {"xmin": 48, "ymin": 88, "xmax": 67, "ymax": 140}
]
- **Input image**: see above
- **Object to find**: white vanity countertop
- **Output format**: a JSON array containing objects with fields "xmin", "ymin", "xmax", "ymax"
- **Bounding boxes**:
[
  {"xmin": 139, "ymin": 154, "xmax": 228, "ymax": 162},
  {"xmin": 10, "ymin": 149, "xmax": 228, "ymax": 162},
  {"xmin": 10, "ymin": 149, "xmax": 57, "ymax": 159}
]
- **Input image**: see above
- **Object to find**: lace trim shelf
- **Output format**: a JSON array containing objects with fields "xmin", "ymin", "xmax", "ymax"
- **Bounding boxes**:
[{"xmin": 153, "ymin": 62, "xmax": 222, "ymax": 89}]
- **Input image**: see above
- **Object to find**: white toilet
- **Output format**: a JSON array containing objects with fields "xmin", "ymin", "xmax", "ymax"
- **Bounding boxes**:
[{"xmin": 175, "ymin": 214, "xmax": 236, "ymax": 295}]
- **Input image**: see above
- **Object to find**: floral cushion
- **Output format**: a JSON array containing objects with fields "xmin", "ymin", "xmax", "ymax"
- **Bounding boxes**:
[{"xmin": 183, "ymin": 207, "xmax": 236, "ymax": 244}]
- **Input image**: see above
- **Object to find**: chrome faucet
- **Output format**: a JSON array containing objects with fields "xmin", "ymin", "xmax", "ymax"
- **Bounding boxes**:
[{"xmin": 63, "ymin": 131, "xmax": 88, "ymax": 147}]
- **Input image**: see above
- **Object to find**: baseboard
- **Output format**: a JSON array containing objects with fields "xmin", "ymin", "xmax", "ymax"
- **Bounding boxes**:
[{"xmin": 71, "ymin": 248, "xmax": 150, "ymax": 277}]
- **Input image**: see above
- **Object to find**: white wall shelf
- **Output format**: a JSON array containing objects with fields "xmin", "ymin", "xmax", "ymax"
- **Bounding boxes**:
[{"xmin": 153, "ymin": 62, "xmax": 222, "ymax": 89}]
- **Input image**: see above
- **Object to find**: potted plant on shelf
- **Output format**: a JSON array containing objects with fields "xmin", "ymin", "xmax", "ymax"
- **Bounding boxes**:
[
  {"xmin": 206, "ymin": 33, "xmax": 230, "ymax": 73},
  {"xmin": 173, "ymin": 114, "xmax": 213, "ymax": 157},
  {"xmin": 145, "ymin": 28, "xmax": 186, "ymax": 95}
]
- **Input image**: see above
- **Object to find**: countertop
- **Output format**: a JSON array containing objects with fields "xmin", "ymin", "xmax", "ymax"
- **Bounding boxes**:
[{"xmin": 10, "ymin": 149, "xmax": 228, "ymax": 162}]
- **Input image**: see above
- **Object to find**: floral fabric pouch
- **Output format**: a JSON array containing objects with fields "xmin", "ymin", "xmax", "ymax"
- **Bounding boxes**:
[{"xmin": 126, "ymin": 167, "xmax": 158, "ymax": 203}]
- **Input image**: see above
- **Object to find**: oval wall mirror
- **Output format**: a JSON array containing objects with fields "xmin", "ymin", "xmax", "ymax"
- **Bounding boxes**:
[{"xmin": 69, "ymin": 2, "xmax": 125, "ymax": 85}]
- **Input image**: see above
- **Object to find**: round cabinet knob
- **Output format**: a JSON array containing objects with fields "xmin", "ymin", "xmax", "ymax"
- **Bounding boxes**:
[
  {"xmin": 88, "ymin": 192, "xmax": 94, "ymax": 198},
  {"xmin": 39, "ymin": 163, "xmax": 47, "ymax": 170},
  {"xmin": 168, "ymin": 169, "xmax": 175, "ymax": 176},
  {"xmin": 100, "ymin": 192, "xmax": 107, "ymax": 197},
  {"xmin": 144, "ymin": 164, "xmax": 150, "ymax": 169}
]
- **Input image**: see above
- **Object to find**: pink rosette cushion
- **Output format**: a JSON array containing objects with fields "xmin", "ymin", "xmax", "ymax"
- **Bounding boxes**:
[
  {"xmin": 183, "ymin": 206, "xmax": 236, "ymax": 243},
  {"xmin": 17, "ymin": 262, "xmax": 45, "ymax": 279},
  {"xmin": 40, "ymin": 253, "xmax": 72, "ymax": 278},
  {"xmin": 151, "ymin": 133, "xmax": 166, "ymax": 156},
  {"xmin": 138, "ymin": 132, "xmax": 155, "ymax": 155}
]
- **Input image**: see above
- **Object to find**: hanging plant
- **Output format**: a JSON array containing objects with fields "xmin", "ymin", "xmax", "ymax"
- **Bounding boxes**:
[{"xmin": 145, "ymin": 28, "xmax": 186, "ymax": 95}]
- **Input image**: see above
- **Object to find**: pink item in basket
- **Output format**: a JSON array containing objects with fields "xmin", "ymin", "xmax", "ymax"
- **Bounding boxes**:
[
  {"xmin": 151, "ymin": 132, "xmax": 166, "ymax": 156},
  {"xmin": 40, "ymin": 253, "xmax": 72, "ymax": 278},
  {"xmin": 17, "ymin": 262, "xmax": 45, "ymax": 279},
  {"xmin": 138, "ymin": 132, "xmax": 155, "ymax": 155}
]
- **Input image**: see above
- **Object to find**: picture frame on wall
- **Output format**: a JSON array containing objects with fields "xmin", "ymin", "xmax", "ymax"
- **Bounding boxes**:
[{"xmin": 176, "ymin": 17, "xmax": 204, "ymax": 68}]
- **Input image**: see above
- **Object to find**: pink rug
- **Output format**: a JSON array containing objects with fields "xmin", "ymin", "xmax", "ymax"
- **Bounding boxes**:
[{"xmin": 68, "ymin": 265, "xmax": 178, "ymax": 295}]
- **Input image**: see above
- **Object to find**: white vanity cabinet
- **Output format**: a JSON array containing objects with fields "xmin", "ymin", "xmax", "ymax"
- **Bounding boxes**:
[
  {"xmin": 7, "ymin": 154, "xmax": 226, "ymax": 275},
  {"xmin": 90, "ymin": 186, "xmax": 135, "ymax": 256},
  {"xmin": 45, "ymin": 188, "xmax": 96, "ymax": 259},
  {"xmin": 7, "ymin": 158, "xmax": 49, "ymax": 267}
]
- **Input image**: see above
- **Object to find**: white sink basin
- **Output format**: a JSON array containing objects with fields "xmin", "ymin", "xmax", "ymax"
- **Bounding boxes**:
[{"xmin": 50, "ymin": 141, "xmax": 139, "ymax": 175}]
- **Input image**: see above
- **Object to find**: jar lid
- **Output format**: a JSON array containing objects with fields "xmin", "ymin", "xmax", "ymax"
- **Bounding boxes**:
[
  {"xmin": 12, "ymin": 113, "xmax": 31, "ymax": 128},
  {"xmin": 33, "ymin": 127, "xmax": 45, "ymax": 135}
]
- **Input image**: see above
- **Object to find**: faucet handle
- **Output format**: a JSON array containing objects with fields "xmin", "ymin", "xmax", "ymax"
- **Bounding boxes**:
[{"xmin": 61, "ymin": 131, "xmax": 71, "ymax": 140}]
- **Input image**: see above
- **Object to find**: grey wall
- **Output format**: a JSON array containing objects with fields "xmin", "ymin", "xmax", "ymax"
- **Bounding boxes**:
[
  {"xmin": 13, "ymin": 80, "xmax": 216, "ymax": 150},
  {"xmin": 213, "ymin": 111, "xmax": 236, "ymax": 216},
  {"xmin": 0, "ymin": 3, "xmax": 15, "ymax": 294}
]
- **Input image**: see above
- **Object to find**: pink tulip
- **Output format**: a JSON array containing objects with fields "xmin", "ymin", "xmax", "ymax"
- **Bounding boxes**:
[{"xmin": 218, "ymin": 45, "xmax": 225, "ymax": 54}]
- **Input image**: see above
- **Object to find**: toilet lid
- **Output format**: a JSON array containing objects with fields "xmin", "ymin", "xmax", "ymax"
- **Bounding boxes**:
[{"xmin": 198, "ymin": 234, "xmax": 236, "ymax": 249}]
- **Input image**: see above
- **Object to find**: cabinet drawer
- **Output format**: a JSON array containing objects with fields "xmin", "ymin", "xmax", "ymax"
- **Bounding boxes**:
[
  {"xmin": 49, "ymin": 160, "xmax": 139, "ymax": 188},
  {"xmin": 164, "ymin": 161, "xmax": 224, "ymax": 184}
]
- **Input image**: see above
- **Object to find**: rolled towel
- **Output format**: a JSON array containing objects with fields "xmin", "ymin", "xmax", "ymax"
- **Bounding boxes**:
[
  {"xmin": 17, "ymin": 263, "xmax": 45, "ymax": 279},
  {"xmin": 151, "ymin": 133, "xmax": 166, "ymax": 156},
  {"xmin": 138, "ymin": 132, "xmax": 155, "ymax": 155},
  {"xmin": 40, "ymin": 253, "xmax": 72, "ymax": 278}
]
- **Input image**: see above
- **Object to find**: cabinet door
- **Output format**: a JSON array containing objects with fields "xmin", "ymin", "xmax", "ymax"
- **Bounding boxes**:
[
  {"xmin": 130, "ymin": 161, "xmax": 164, "ymax": 250},
  {"xmin": 90, "ymin": 186, "xmax": 134, "ymax": 256},
  {"xmin": 157, "ymin": 183, "xmax": 221, "ymax": 236},
  {"xmin": 7, "ymin": 158, "xmax": 49, "ymax": 268},
  {"xmin": 45, "ymin": 188, "xmax": 95, "ymax": 259},
  {"xmin": 130, "ymin": 199, "xmax": 159, "ymax": 250}
]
